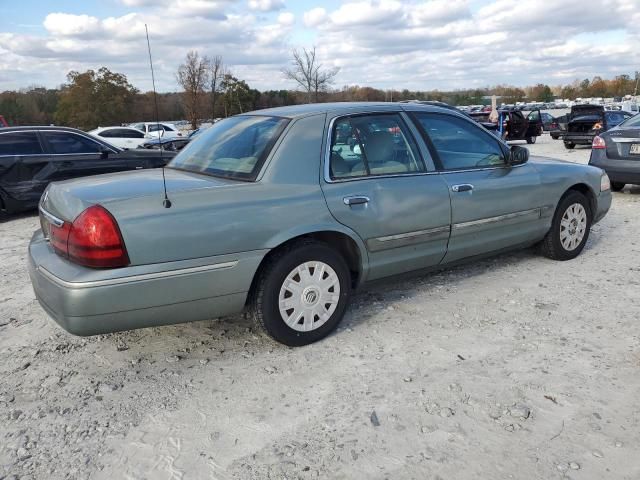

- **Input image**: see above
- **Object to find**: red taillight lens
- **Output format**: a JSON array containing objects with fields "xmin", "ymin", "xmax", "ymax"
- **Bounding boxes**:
[
  {"xmin": 49, "ymin": 222, "xmax": 71, "ymax": 257},
  {"xmin": 67, "ymin": 205, "xmax": 129, "ymax": 268},
  {"xmin": 49, "ymin": 205, "xmax": 129, "ymax": 268},
  {"xmin": 592, "ymin": 136, "xmax": 606, "ymax": 149}
]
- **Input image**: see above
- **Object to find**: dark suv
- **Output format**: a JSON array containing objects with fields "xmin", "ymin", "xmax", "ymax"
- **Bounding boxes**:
[{"xmin": 0, "ymin": 126, "xmax": 173, "ymax": 214}]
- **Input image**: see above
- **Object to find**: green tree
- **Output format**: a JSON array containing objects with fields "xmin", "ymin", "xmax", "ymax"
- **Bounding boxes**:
[{"xmin": 55, "ymin": 68, "xmax": 137, "ymax": 130}]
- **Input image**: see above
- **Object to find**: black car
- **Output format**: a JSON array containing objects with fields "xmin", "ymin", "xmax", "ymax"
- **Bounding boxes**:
[
  {"xmin": 564, "ymin": 105, "xmax": 633, "ymax": 149},
  {"xmin": 589, "ymin": 113, "xmax": 640, "ymax": 191},
  {"xmin": 0, "ymin": 126, "xmax": 174, "ymax": 215}
]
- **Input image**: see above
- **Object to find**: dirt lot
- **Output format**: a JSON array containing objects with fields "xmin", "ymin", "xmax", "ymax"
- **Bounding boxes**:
[{"xmin": 1, "ymin": 134, "xmax": 639, "ymax": 480}]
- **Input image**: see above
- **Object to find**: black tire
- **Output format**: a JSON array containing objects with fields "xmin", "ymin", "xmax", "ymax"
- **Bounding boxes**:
[
  {"xmin": 611, "ymin": 182, "xmax": 625, "ymax": 192},
  {"xmin": 564, "ymin": 142, "xmax": 575, "ymax": 150},
  {"xmin": 539, "ymin": 191, "xmax": 592, "ymax": 261},
  {"xmin": 551, "ymin": 134, "xmax": 559, "ymax": 140},
  {"xmin": 250, "ymin": 239, "xmax": 352, "ymax": 346},
  {"xmin": 526, "ymin": 136, "xmax": 536, "ymax": 144}
]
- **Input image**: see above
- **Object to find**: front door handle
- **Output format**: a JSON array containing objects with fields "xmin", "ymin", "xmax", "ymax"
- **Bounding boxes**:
[
  {"xmin": 451, "ymin": 184, "xmax": 474, "ymax": 193},
  {"xmin": 343, "ymin": 195, "xmax": 370, "ymax": 206}
]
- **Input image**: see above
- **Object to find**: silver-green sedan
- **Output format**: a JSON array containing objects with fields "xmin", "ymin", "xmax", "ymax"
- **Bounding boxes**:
[{"xmin": 29, "ymin": 103, "xmax": 612, "ymax": 346}]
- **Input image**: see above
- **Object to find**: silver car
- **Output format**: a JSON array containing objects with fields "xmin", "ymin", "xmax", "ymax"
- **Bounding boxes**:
[{"xmin": 29, "ymin": 103, "xmax": 612, "ymax": 346}]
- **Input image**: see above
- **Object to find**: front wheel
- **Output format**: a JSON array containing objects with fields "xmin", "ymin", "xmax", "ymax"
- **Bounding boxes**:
[
  {"xmin": 564, "ymin": 142, "xmax": 575, "ymax": 150},
  {"xmin": 250, "ymin": 240, "xmax": 351, "ymax": 346},
  {"xmin": 526, "ymin": 136, "xmax": 536, "ymax": 144},
  {"xmin": 611, "ymin": 182, "xmax": 625, "ymax": 192},
  {"xmin": 539, "ymin": 191, "xmax": 591, "ymax": 261}
]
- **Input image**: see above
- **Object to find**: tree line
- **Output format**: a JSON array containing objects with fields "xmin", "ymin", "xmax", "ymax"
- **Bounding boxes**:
[{"xmin": 1, "ymin": 50, "xmax": 638, "ymax": 131}]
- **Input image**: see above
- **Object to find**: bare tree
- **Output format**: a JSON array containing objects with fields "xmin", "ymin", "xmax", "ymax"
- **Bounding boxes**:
[
  {"xmin": 282, "ymin": 47, "xmax": 339, "ymax": 103},
  {"xmin": 209, "ymin": 55, "xmax": 224, "ymax": 121},
  {"xmin": 176, "ymin": 51, "xmax": 209, "ymax": 130}
]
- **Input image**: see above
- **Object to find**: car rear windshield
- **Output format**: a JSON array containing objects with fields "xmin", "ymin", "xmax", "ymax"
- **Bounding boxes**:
[
  {"xmin": 619, "ymin": 114, "xmax": 640, "ymax": 128},
  {"xmin": 168, "ymin": 115, "xmax": 289, "ymax": 180}
]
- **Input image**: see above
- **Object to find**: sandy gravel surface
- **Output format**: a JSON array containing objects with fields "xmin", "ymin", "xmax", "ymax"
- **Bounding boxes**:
[{"xmin": 1, "ymin": 135, "xmax": 639, "ymax": 479}]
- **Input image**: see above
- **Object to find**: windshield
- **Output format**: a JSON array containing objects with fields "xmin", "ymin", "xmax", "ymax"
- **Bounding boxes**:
[
  {"xmin": 618, "ymin": 114, "xmax": 640, "ymax": 128},
  {"xmin": 168, "ymin": 115, "xmax": 289, "ymax": 180}
]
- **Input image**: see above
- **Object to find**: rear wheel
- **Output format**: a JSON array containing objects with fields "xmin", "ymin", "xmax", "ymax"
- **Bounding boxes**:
[
  {"xmin": 611, "ymin": 182, "xmax": 625, "ymax": 192},
  {"xmin": 539, "ymin": 191, "xmax": 591, "ymax": 261},
  {"xmin": 551, "ymin": 134, "xmax": 559, "ymax": 140},
  {"xmin": 564, "ymin": 142, "xmax": 575, "ymax": 150},
  {"xmin": 526, "ymin": 136, "xmax": 536, "ymax": 144},
  {"xmin": 250, "ymin": 240, "xmax": 351, "ymax": 346}
]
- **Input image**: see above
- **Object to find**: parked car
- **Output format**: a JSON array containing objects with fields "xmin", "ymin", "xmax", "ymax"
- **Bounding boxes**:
[
  {"xmin": 30, "ymin": 103, "xmax": 611, "ymax": 346},
  {"xmin": 564, "ymin": 105, "xmax": 633, "ymax": 149},
  {"xmin": 472, "ymin": 109, "xmax": 542, "ymax": 143},
  {"xmin": 0, "ymin": 126, "xmax": 174, "ymax": 214},
  {"xmin": 589, "ymin": 113, "xmax": 640, "ymax": 191},
  {"xmin": 550, "ymin": 114, "xmax": 568, "ymax": 140},
  {"xmin": 129, "ymin": 122, "xmax": 184, "ymax": 140},
  {"xmin": 141, "ymin": 127, "xmax": 203, "ymax": 151},
  {"xmin": 0, "ymin": 115, "xmax": 8, "ymax": 128},
  {"xmin": 88, "ymin": 126, "xmax": 151, "ymax": 149},
  {"xmin": 529, "ymin": 112, "xmax": 555, "ymax": 131}
]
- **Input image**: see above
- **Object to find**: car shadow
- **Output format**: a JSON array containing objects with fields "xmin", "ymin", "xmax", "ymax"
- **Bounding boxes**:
[{"xmin": 0, "ymin": 210, "xmax": 39, "ymax": 223}]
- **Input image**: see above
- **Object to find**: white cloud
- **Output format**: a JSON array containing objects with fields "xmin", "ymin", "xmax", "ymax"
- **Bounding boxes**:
[
  {"xmin": 0, "ymin": 0, "xmax": 638, "ymax": 94},
  {"xmin": 43, "ymin": 13, "xmax": 102, "ymax": 37},
  {"xmin": 277, "ymin": 12, "xmax": 295, "ymax": 26},
  {"xmin": 303, "ymin": 7, "xmax": 326, "ymax": 27},
  {"xmin": 248, "ymin": 0, "xmax": 285, "ymax": 12}
]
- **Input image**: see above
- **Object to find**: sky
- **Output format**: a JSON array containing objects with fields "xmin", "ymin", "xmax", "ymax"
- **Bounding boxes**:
[{"xmin": 0, "ymin": 0, "xmax": 638, "ymax": 93}]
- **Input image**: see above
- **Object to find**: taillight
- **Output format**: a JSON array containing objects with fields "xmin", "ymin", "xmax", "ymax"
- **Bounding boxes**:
[
  {"xmin": 592, "ymin": 136, "xmax": 606, "ymax": 149},
  {"xmin": 50, "ymin": 205, "xmax": 129, "ymax": 268},
  {"xmin": 49, "ymin": 222, "xmax": 71, "ymax": 257}
]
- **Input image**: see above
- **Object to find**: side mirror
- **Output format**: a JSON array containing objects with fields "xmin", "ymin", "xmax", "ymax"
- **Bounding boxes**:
[
  {"xmin": 100, "ymin": 147, "xmax": 110, "ymax": 159},
  {"xmin": 509, "ymin": 145, "xmax": 529, "ymax": 166}
]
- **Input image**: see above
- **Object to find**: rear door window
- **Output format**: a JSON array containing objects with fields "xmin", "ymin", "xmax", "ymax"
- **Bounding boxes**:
[
  {"xmin": 329, "ymin": 113, "xmax": 424, "ymax": 179},
  {"xmin": 413, "ymin": 113, "xmax": 506, "ymax": 170},
  {"xmin": 42, "ymin": 131, "xmax": 103, "ymax": 154},
  {"xmin": 0, "ymin": 131, "xmax": 44, "ymax": 155}
]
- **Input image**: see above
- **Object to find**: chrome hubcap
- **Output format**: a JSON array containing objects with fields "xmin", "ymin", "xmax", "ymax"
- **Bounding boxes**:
[
  {"xmin": 278, "ymin": 261, "xmax": 340, "ymax": 332},
  {"xmin": 560, "ymin": 203, "xmax": 587, "ymax": 251}
]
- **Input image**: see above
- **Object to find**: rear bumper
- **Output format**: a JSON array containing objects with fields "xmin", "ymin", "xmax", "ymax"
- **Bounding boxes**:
[
  {"xmin": 28, "ymin": 231, "xmax": 265, "ymax": 336},
  {"xmin": 589, "ymin": 151, "xmax": 640, "ymax": 185},
  {"xmin": 564, "ymin": 133, "xmax": 595, "ymax": 145}
]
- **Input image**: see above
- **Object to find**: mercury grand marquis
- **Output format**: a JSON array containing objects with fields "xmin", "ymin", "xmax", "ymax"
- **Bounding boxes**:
[{"xmin": 29, "ymin": 102, "xmax": 612, "ymax": 346}]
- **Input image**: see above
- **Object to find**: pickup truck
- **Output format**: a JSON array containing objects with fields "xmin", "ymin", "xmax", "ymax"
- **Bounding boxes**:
[{"xmin": 563, "ymin": 105, "xmax": 632, "ymax": 149}]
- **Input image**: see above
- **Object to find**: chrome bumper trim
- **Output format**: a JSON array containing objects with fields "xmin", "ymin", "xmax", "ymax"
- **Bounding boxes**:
[
  {"xmin": 38, "ymin": 205, "xmax": 64, "ymax": 228},
  {"xmin": 38, "ymin": 261, "xmax": 238, "ymax": 289}
]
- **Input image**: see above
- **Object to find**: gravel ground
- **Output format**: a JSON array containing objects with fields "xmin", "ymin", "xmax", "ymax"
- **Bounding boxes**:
[{"xmin": 1, "ymin": 134, "xmax": 639, "ymax": 480}]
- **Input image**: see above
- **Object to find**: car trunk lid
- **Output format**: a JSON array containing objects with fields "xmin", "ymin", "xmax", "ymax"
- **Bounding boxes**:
[
  {"xmin": 40, "ymin": 167, "xmax": 239, "ymax": 222},
  {"xmin": 603, "ymin": 128, "xmax": 640, "ymax": 160}
]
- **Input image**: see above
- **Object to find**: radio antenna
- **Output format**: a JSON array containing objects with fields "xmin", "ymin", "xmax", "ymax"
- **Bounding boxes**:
[{"xmin": 145, "ymin": 24, "xmax": 171, "ymax": 208}]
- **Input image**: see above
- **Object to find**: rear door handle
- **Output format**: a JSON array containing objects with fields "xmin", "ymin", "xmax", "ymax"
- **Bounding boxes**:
[
  {"xmin": 451, "ymin": 184, "xmax": 474, "ymax": 193},
  {"xmin": 343, "ymin": 195, "xmax": 370, "ymax": 206}
]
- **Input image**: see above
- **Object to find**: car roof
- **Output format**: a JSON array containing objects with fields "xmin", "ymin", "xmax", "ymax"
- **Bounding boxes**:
[
  {"xmin": 0, "ymin": 125, "xmax": 86, "ymax": 133},
  {"xmin": 243, "ymin": 102, "xmax": 468, "ymax": 119}
]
